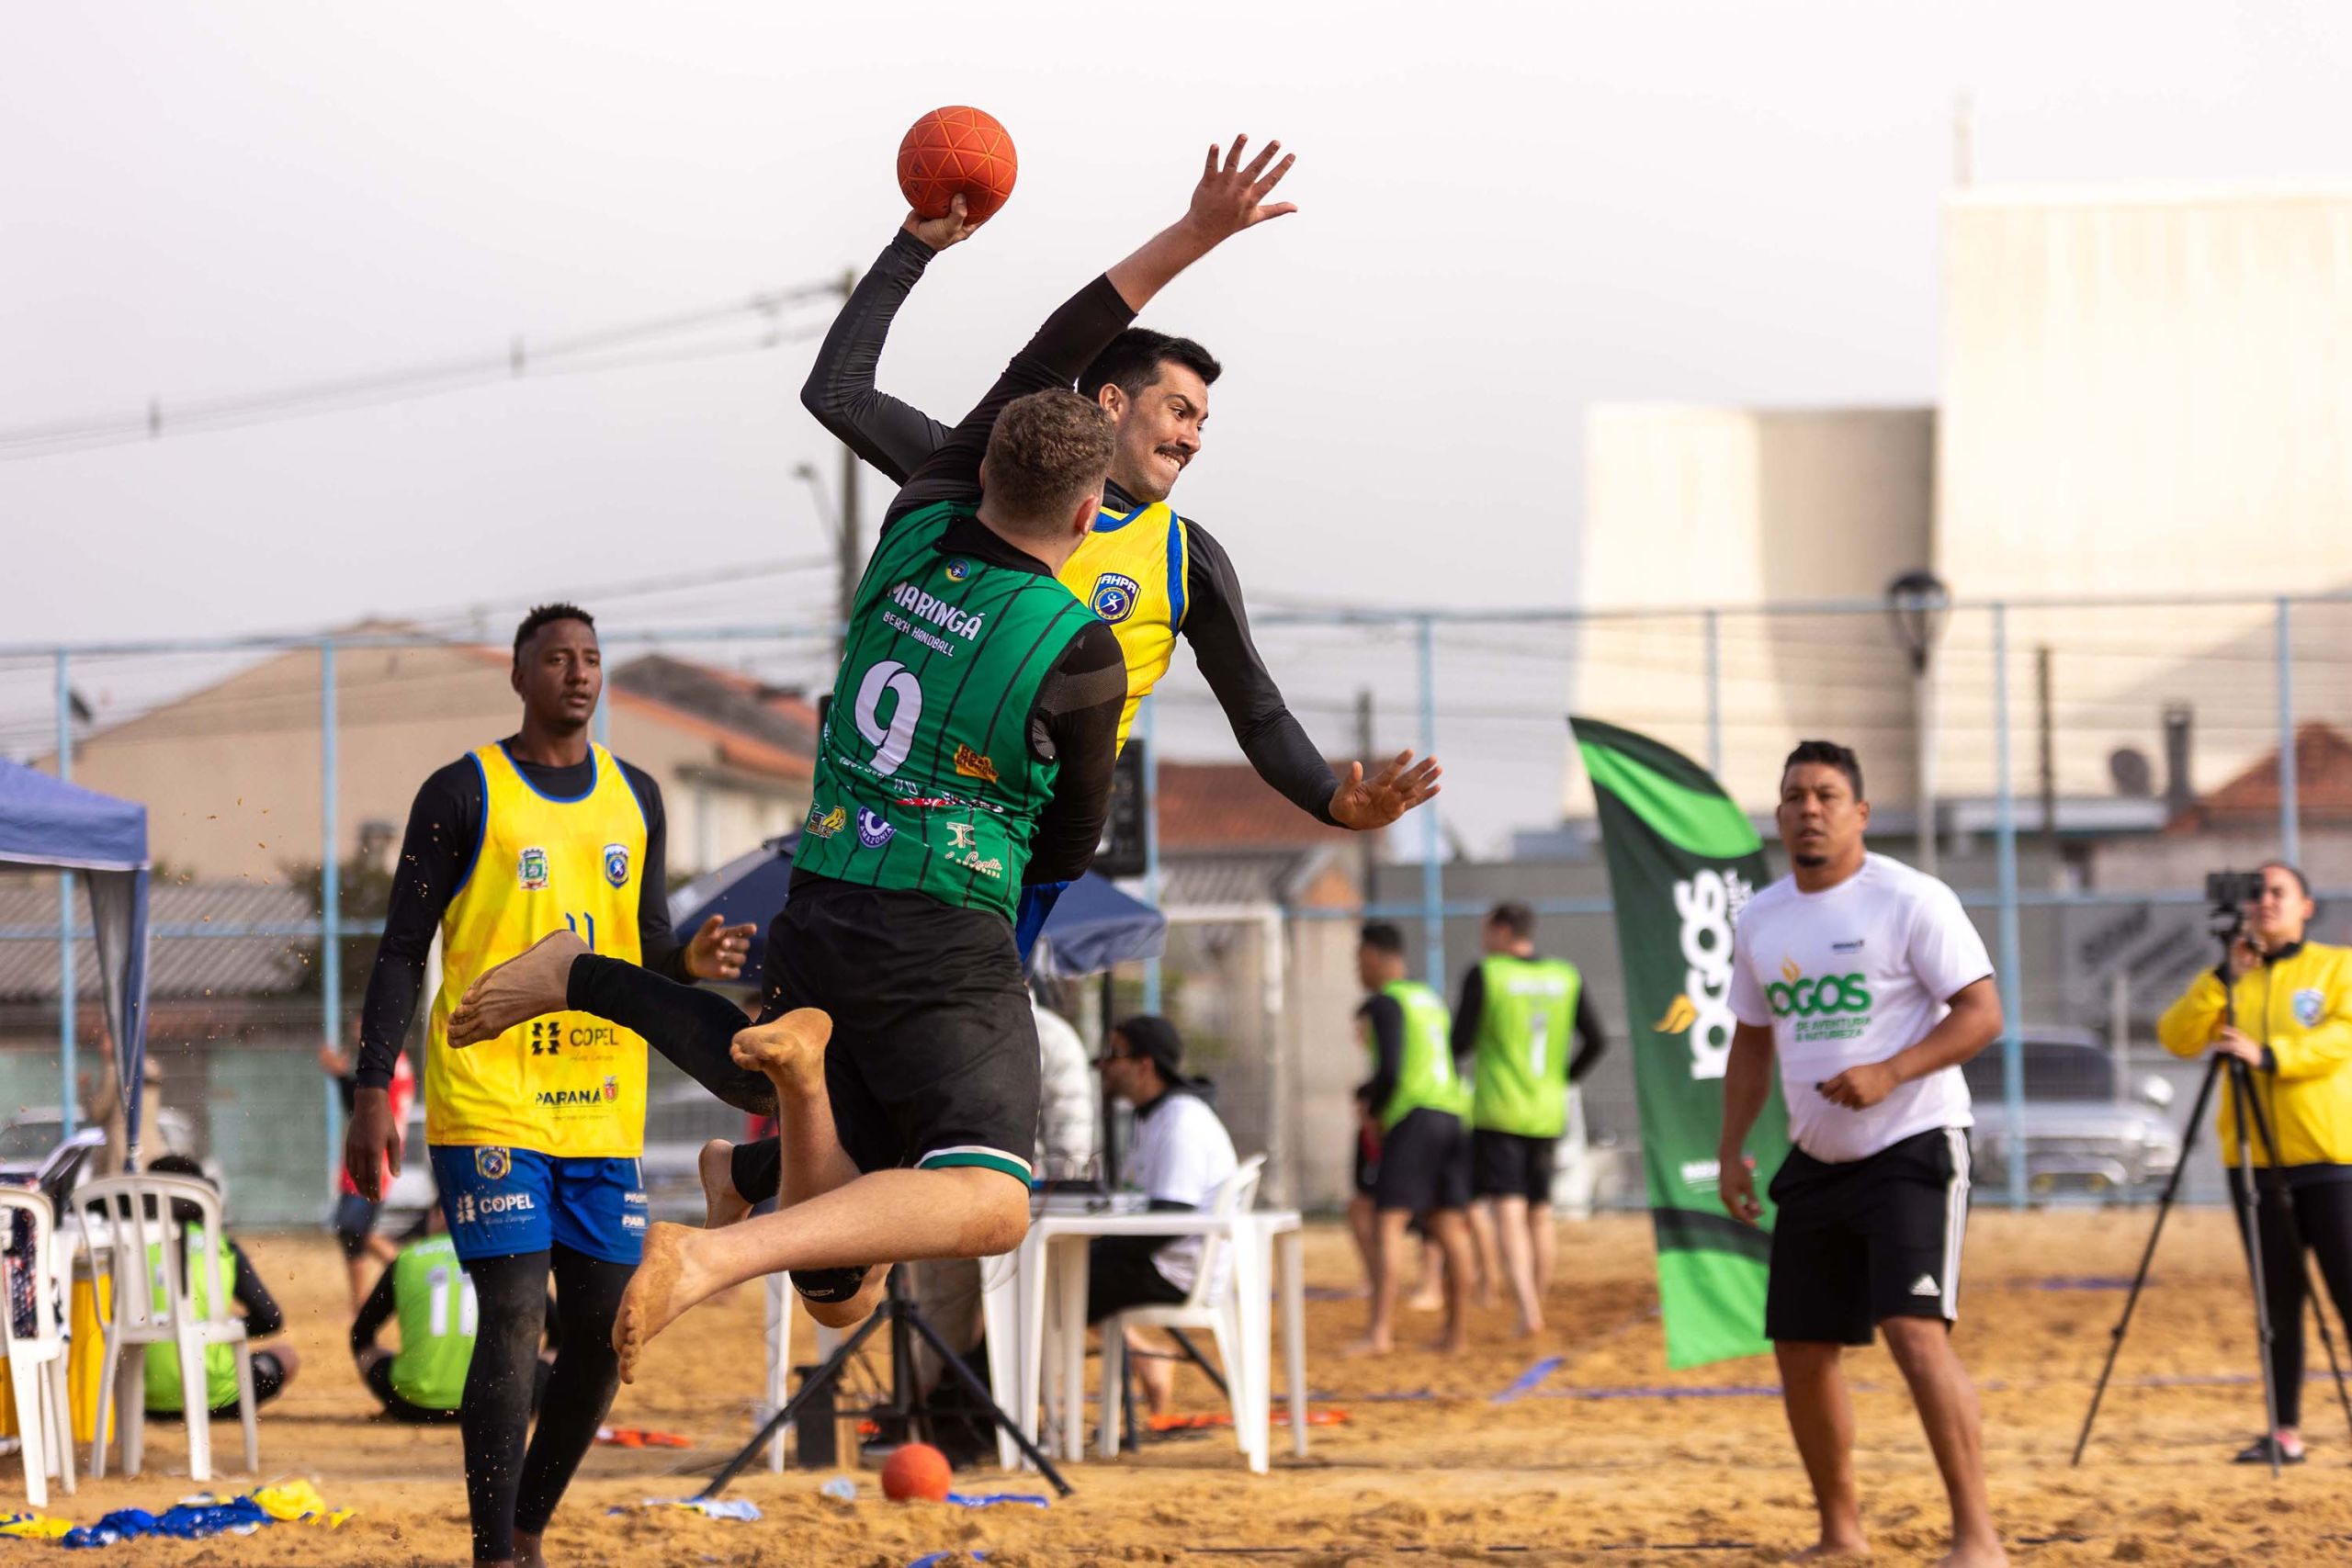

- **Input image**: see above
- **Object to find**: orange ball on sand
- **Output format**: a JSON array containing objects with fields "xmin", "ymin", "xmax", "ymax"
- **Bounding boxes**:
[
  {"xmin": 879, "ymin": 1441, "xmax": 954, "ymax": 1503},
  {"xmin": 897, "ymin": 106, "xmax": 1018, "ymax": 224}
]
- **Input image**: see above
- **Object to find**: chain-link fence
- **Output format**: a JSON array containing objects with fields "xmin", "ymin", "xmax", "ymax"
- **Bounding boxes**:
[{"xmin": 3, "ymin": 592, "xmax": 2344, "ymax": 1221}]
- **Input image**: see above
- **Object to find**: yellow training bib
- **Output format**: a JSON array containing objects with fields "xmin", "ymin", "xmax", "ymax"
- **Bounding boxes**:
[
  {"xmin": 1059, "ymin": 499, "xmax": 1189, "ymax": 750},
  {"xmin": 425, "ymin": 742, "xmax": 649, "ymax": 1157}
]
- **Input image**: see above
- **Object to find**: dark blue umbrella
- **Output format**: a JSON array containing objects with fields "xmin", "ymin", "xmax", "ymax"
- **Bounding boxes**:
[{"xmin": 666, "ymin": 834, "xmax": 1164, "ymax": 981}]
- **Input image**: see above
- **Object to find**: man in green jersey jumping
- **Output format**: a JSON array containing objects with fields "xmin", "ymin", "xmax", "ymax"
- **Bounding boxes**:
[
  {"xmin": 444, "ymin": 137, "xmax": 1298, "ymax": 1377},
  {"xmin": 1457, "ymin": 901, "xmax": 1606, "ymax": 1337}
]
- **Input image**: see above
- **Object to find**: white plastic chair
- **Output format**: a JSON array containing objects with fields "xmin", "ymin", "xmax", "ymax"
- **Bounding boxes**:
[
  {"xmin": 1097, "ymin": 1155, "xmax": 1265, "ymax": 1466},
  {"xmin": 0, "ymin": 1190, "xmax": 74, "ymax": 1508},
  {"xmin": 75, "ymin": 1174, "xmax": 257, "ymax": 1482}
]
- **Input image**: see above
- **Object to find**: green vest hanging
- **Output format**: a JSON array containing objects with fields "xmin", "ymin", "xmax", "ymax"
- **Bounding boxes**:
[
  {"xmin": 793, "ymin": 503, "xmax": 1097, "ymax": 922},
  {"xmin": 1373, "ymin": 979, "xmax": 1470, "ymax": 1131},
  {"xmin": 390, "ymin": 1235, "xmax": 479, "ymax": 1411},
  {"xmin": 1471, "ymin": 953, "xmax": 1583, "ymax": 1138},
  {"xmin": 142, "ymin": 1228, "xmax": 240, "ymax": 1415}
]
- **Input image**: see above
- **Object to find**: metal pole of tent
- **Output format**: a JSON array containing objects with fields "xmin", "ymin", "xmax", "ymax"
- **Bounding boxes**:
[
  {"xmin": 1142, "ymin": 694, "xmax": 1162, "ymax": 1013},
  {"xmin": 2278, "ymin": 599, "xmax": 2300, "ymax": 869},
  {"xmin": 1417, "ymin": 615, "xmax": 1442, "ymax": 987},
  {"xmin": 322, "ymin": 640, "xmax": 344, "ymax": 1186},
  {"xmin": 56, "ymin": 650, "xmax": 76, "ymax": 1137},
  {"xmin": 1992, "ymin": 605, "xmax": 2027, "ymax": 1209},
  {"xmin": 1703, "ymin": 609, "xmax": 1723, "ymax": 779}
]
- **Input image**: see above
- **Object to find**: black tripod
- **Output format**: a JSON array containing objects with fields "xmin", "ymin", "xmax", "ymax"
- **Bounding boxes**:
[
  {"xmin": 2074, "ymin": 1049, "xmax": 2352, "ymax": 1472},
  {"xmin": 697, "ymin": 1266, "xmax": 1073, "ymax": 1500}
]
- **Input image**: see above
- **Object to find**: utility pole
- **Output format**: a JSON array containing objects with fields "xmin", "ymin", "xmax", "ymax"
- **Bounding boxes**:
[
  {"xmin": 833, "ymin": 267, "xmax": 861, "ymax": 664},
  {"xmin": 2037, "ymin": 645, "xmax": 2059, "ymax": 886}
]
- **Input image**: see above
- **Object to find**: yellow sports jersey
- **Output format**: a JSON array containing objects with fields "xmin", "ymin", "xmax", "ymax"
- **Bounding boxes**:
[
  {"xmin": 425, "ymin": 742, "xmax": 649, "ymax": 1156},
  {"xmin": 1059, "ymin": 497, "xmax": 1189, "ymax": 748}
]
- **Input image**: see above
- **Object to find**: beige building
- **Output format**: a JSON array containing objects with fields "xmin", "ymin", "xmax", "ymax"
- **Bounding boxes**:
[
  {"xmin": 1577, "ymin": 184, "xmax": 2352, "ymax": 818},
  {"xmin": 40, "ymin": 628, "xmax": 813, "ymax": 883}
]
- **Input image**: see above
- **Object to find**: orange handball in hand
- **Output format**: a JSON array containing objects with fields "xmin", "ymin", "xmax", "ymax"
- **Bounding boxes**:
[
  {"xmin": 879, "ymin": 1440, "xmax": 954, "ymax": 1502},
  {"xmin": 897, "ymin": 107, "xmax": 1017, "ymax": 224}
]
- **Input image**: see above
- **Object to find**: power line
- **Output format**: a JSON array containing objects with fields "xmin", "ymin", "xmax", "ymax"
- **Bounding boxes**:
[{"xmin": 0, "ymin": 281, "xmax": 844, "ymax": 461}]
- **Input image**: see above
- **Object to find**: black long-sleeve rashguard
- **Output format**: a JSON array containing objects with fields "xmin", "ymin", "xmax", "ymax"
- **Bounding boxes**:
[
  {"xmin": 804, "ymin": 228, "xmax": 1340, "ymax": 824},
  {"xmin": 354, "ymin": 748, "xmax": 692, "ymax": 1089}
]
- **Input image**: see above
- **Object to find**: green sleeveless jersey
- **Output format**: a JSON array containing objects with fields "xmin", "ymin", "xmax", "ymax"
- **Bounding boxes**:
[
  {"xmin": 1470, "ymin": 954, "xmax": 1583, "ymax": 1137},
  {"xmin": 143, "ymin": 1228, "xmax": 240, "ymax": 1414},
  {"xmin": 1373, "ymin": 979, "xmax": 1470, "ymax": 1131},
  {"xmin": 793, "ymin": 503, "xmax": 1097, "ymax": 921},
  {"xmin": 391, "ymin": 1235, "xmax": 478, "ymax": 1411}
]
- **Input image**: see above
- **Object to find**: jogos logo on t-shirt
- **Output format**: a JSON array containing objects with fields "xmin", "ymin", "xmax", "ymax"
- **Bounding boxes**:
[{"xmin": 1767, "ymin": 958, "xmax": 1872, "ymax": 1042}]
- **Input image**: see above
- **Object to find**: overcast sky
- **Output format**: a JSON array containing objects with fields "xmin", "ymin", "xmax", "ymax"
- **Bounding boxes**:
[{"xmin": 6, "ymin": 2, "xmax": 2352, "ymax": 846}]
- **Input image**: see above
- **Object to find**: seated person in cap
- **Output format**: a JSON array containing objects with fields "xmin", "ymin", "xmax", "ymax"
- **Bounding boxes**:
[
  {"xmin": 1093, "ymin": 1016, "xmax": 1239, "ymax": 1418},
  {"xmin": 141, "ymin": 1154, "xmax": 301, "ymax": 1420},
  {"xmin": 352, "ymin": 1198, "xmax": 557, "ymax": 1425}
]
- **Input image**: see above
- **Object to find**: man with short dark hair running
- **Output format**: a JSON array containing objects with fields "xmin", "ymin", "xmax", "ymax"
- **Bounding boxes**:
[
  {"xmin": 443, "ymin": 139, "xmax": 1302, "ymax": 1376},
  {"xmin": 345, "ymin": 604, "xmax": 753, "ymax": 1568},
  {"xmin": 1718, "ymin": 739, "xmax": 2007, "ymax": 1568}
]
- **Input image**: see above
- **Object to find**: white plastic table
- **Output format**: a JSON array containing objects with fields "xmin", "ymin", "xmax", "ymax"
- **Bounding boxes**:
[{"xmin": 978, "ymin": 1207, "xmax": 1306, "ymax": 1474}]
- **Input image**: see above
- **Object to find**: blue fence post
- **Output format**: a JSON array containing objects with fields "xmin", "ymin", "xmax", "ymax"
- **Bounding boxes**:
[
  {"xmin": 55, "ymin": 651, "xmax": 77, "ymax": 1138},
  {"xmin": 1418, "ymin": 615, "xmax": 1443, "ymax": 987},
  {"xmin": 1992, "ymin": 604, "xmax": 2027, "ymax": 1209},
  {"xmin": 2278, "ymin": 598, "xmax": 2300, "ymax": 868},
  {"xmin": 1142, "ymin": 694, "xmax": 1162, "ymax": 1013},
  {"xmin": 322, "ymin": 640, "xmax": 343, "ymax": 1183}
]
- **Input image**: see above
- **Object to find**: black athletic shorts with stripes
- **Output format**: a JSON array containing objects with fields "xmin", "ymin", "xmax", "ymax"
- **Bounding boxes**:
[{"xmin": 1764, "ymin": 1124, "xmax": 1972, "ymax": 1346}]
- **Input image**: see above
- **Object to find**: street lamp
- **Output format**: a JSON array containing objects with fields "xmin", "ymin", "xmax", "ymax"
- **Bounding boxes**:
[
  {"xmin": 795, "ymin": 462, "xmax": 854, "ymax": 665},
  {"xmin": 1885, "ymin": 569, "xmax": 1951, "ymax": 877}
]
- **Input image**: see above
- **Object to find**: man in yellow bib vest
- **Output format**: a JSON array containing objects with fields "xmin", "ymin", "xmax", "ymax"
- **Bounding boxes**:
[{"xmin": 343, "ymin": 604, "xmax": 752, "ymax": 1568}]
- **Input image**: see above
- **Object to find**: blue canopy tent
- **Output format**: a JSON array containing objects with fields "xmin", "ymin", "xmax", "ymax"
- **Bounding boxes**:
[
  {"xmin": 667, "ymin": 834, "xmax": 1165, "ymax": 980},
  {"xmin": 0, "ymin": 761, "xmax": 154, "ymax": 1166}
]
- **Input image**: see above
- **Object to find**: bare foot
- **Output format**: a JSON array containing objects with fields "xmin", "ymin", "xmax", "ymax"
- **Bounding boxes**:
[
  {"xmin": 1511, "ymin": 1315, "xmax": 1545, "ymax": 1340},
  {"xmin": 700, "ymin": 1139, "xmax": 751, "ymax": 1229},
  {"xmin": 1339, "ymin": 1336, "xmax": 1393, "ymax": 1359},
  {"xmin": 1789, "ymin": 1540, "xmax": 1871, "ymax": 1562},
  {"xmin": 1431, "ymin": 1329, "xmax": 1470, "ymax": 1354},
  {"xmin": 1401, "ymin": 1288, "xmax": 1442, "ymax": 1313},
  {"xmin": 614, "ymin": 1222, "xmax": 704, "ymax": 1385},
  {"xmin": 448, "ymin": 930, "xmax": 587, "ymax": 1047},
  {"xmin": 1932, "ymin": 1540, "xmax": 2007, "ymax": 1568},
  {"xmin": 730, "ymin": 1009, "xmax": 833, "ymax": 1094}
]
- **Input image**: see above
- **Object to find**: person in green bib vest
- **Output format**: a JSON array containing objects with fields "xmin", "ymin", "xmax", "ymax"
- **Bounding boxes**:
[
  {"xmin": 140, "ymin": 1156, "xmax": 300, "ymax": 1421},
  {"xmin": 353, "ymin": 1202, "xmax": 556, "ymax": 1425},
  {"xmin": 1456, "ymin": 901, "xmax": 1607, "ymax": 1338},
  {"xmin": 1349, "ymin": 924, "xmax": 1476, "ymax": 1358},
  {"xmin": 443, "ymin": 137, "xmax": 1304, "ymax": 1379}
]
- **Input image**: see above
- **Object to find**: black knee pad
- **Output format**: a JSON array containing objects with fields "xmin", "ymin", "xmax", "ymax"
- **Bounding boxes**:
[{"xmin": 792, "ymin": 1266, "xmax": 870, "ymax": 1304}]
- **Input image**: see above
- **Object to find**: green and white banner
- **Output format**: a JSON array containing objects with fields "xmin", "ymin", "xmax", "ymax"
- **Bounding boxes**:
[{"xmin": 1570, "ymin": 716, "xmax": 1789, "ymax": 1369}]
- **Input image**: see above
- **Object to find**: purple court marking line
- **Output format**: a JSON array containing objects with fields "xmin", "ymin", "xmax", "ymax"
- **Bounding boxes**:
[
  {"xmin": 2022, "ymin": 1276, "xmax": 2136, "ymax": 1292},
  {"xmin": 1491, "ymin": 1354, "xmax": 1566, "ymax": 1404},
  {"xmin": 909, "ymin": 1553, "xmax": 988, "ymax": 1568},
  {"xmin": 1537, "ymin": 1383, "xmax": 1783, "ymax": 1401}
]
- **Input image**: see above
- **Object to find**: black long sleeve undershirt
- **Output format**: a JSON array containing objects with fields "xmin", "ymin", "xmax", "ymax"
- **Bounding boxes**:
[
  {"xmin": 1355, "ymin": 993, "xmax": 1407, "ymax": 1114},
  {"xmin": 1450, "ymin": 964, "xmax": 1609, "ymax": 1083},
  {"xmin": 804, "ymin": 230, "xmax": 1339, "ymax": 824},
  {"xmin": 355, "ymin": 747, "xmax": 691, "ymax": 1089},
  {"xmin": 226, "ymin": 1241, "xmax": 283, "ymax": 1339}
]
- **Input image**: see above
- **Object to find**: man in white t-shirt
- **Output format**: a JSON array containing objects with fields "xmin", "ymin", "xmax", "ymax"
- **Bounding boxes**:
[
  {"xmin": 1718, "ymin": 739, "xmax": 2008, "ymax": 1568},
  {"xmin": 1095, "ymin": 1016, "xmax": 1240, "ymax": 1417}
]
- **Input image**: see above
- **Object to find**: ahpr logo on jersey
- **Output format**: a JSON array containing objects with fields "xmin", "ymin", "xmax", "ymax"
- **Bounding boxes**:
[
  {"xmin": 518, "ymin": 847, "xmax": 549, "ymax": 891},
  {"xmin": 474, "ymin": 1147, "xmax": 512, "ymax": 1181},
  {"xmin": 855, "ymin": 808, "xmax": 896, "ymax": 849},
  {"xmin": 603, "ymin": 1075, "xmax": 620, "ymax": 1102},
  {"xmin": 603, "ymin": 842, "xmax": 631, "ymax": 888},
  {"xmin": 944, "ymin": 558, "xmax": 972, "ymax": 582},
  {"xmin": 804, "ymin": 805, "xmax": 846, "ymax": 839},
  {"xmin": 2297, "ymin": 987, "xmax": 2327, "ymax": 1028},
  {"xmin": 1090, "ymin": 571, "xmax": 1142, "ymax": 625}
]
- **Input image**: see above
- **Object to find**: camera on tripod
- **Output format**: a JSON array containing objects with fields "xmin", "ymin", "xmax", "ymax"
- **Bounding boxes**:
[{"xmin": 2206, "ymin": 870, "xmax": 2268, "ymax": 943}]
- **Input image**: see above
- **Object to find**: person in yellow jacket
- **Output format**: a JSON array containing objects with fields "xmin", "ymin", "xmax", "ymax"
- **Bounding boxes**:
[{"xmin": 2157, "ymin": 860, "xmax": 2352, "ymax": 1466}]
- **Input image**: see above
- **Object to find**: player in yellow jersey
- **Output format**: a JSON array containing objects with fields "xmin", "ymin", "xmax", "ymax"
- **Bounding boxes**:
[{"xmin": 343, "ymin": 603, "xmax": 752, "ymax": 1568}]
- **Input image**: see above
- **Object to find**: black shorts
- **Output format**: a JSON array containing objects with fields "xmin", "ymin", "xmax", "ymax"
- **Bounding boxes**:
[
  {"xmin": 364, "ymin": 1352, "xmax": 545, "ymax": 1423},
  {"xmin": 1472, "ymin": 1129, "xmax": 1556, "ymax": 1204},
  {"xmin": 331, "ymin": 1192, "xmax": 379, "ymax": 1258},
  {"xmin": 1765, "ymin": 1126, "xmax": 1973, "ymax": 1347},
  {"xmin": 765, "ymin": 877, "xmax": 1039, "ymax": 1185},
  {"xmin": 150, "ymin": 1349, "xmax": 288, "ymax": 1421},
  {"xmin": 1372, "ymin": 1108, "xmax": 1471, "ymax": 1216},
  {"xmin": 1084, "ymin": 1235, "xmax": 1189, "ymax": 1324}
]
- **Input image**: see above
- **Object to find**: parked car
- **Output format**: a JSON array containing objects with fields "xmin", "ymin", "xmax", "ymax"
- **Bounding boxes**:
[{"xmin": 1961, "ymin": 1029, "xmax": 2182, "ymax": 1200}]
